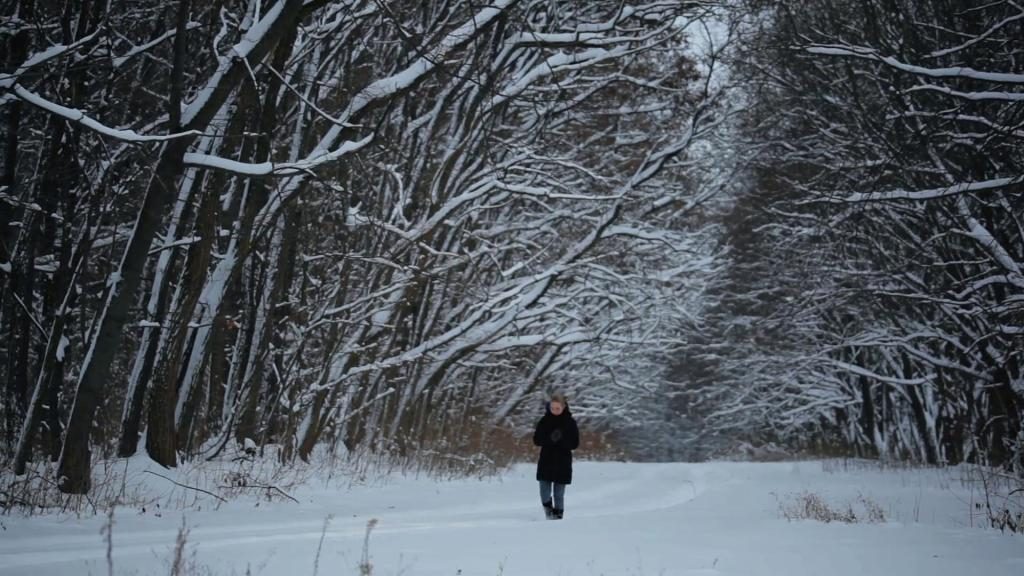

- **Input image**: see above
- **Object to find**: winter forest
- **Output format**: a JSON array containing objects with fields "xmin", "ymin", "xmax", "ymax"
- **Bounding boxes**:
[{"xmin": 1, "ymin": 0, "xmax": 1022, "ymax": 504}]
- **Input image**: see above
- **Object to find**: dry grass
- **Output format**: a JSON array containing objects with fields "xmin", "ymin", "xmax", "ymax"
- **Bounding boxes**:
[
  {"xmin": 1, "ymin": 448, "xmax": 311, "ymax": 517},
  {"xmin": 777, "ymin": 491, "xmax": 887, "ymax": 524},
  {"xmin": 820, "ymin": 457, "xmax": 943, "ymax": 474},
  {"xmin": 960, "ymin": 465, "xmax": 1024, "ymax": 533},
  {"xmin": 339, "ymin": 416, "xmax": 626, "ymax": 483},
  {"xmin": 358, "ymin": 518, "xmax": 379, "ymax": 576},
  {"xmin": 0, "ymin": 458, "xmax": 150, "ymax": 516},
  {"xmin": 728, "ymin": 441, "xmax": 794, "ymax": 462},
  {"xmin": 817, "ymin": 459, "xmax": 1024, "ymax": 533}
]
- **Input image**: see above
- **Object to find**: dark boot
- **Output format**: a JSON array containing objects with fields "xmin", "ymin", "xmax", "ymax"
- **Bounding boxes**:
[
  {"xmin": 542, "ymin": 501, "xmax": 554, "ymax": 519},
  {"xmin": 553, "ymin": 508, "xmax": 563, "ymax": 520}
]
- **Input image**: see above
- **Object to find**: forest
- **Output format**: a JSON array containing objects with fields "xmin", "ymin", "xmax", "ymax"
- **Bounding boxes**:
[{"xmin": 1, "ymin": 0, "xmax": 1021, "ymax": 498}]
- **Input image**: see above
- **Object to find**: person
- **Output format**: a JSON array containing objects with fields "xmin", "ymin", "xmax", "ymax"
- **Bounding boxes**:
[{"xmin": 533, "ymin": 392, "xmax": 579, "ymax": 520}]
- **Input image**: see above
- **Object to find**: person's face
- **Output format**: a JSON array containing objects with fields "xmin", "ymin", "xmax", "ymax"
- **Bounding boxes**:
[{"xmin": 550, "ymin": 401, "xmax": 564, "ymax": 415}]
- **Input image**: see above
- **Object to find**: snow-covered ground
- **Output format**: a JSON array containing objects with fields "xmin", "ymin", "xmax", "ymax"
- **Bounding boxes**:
[{"xmin": 1, "ymin": 460, "xmax": 1022, "ymax": 575}]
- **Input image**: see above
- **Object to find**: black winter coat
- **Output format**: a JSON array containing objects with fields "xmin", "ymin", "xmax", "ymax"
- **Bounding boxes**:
[{"xmin": 533, "ymin": 404, "xmax": 579, "ymax": 484}]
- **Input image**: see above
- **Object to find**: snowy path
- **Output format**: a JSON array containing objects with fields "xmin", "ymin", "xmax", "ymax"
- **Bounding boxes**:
[{"xmin": 1, "ymin": 461, "xmax": 1022, "ymax": 575}]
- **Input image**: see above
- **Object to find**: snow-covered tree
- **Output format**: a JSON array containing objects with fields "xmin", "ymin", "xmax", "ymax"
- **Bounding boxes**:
[
  {"xmin": 696, "ymin": 0, "xmax": 1023, "ymax": 471},
  {"xmin": 2, "ymin": 0, "xmax": 737, "ymax": 492}
]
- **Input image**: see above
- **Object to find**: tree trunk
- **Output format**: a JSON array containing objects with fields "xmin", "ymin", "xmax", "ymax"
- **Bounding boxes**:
[
  {"xmin": 145, "ymin": 185, "xmax": 217, "ymax": 467},
  {"xmin": 0, "ymin": 0, "xmax": 35, "ymax": 264},
  {"xmin": 13, "ymin": 221, "xmax": 94, "ymax": 474},
  {"xmin": 858, "ymin": 375, "xmax": 877, "ymax": 457}
]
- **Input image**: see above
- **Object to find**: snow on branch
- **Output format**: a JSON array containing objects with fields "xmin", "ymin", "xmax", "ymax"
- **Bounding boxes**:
[
  {"xmin": 321, "ymin": 275, "xmax": 557, "ymax": 388},
  {"xmin": 336, "ymin": 0, "xmax": 516, "ymax": 125},
  {"xmin": 928, "ymin": 7, "xmax": 1024, "ymax": 57},
  {"xmin": 804, "ymin": 44, "xmax": 1024, "ymax": 84},
  {"xmin": 509, "ymin": 31, "xmax": 611, "ymax": 47},
  {"xmin": 905, "ymin": 84, "xmax": 1024, "ymax": 102},
  {"xmin": 506, "ymin": 3, "xmax": 641, "ymax": 46},
  {"xmin": 830, "ymin": 361, "xmax": 932, "ymax": 387},
  {"xmin": 112, "ymin": 22, "xmax": 202, "ymax": 68},
  {"xmin": 181, "ymin": 0, "xmax": 301, "ymax": 127},
  {"xmin": 489, "ymin": 47, "xmax": 628, "ymax": 109},
  {"xmin": 839, "ymin": 175, "xmax": 1024, "ymax": 202},
  {"xmin": 889, "ymin": 111, "xmax": 1024, "ymax": 139},
  {"xmin": 955, "ymin": 198, "xmax": 1024, "ymax": 285},
  {"xmin": 0, "ymin": 30, "xmax": 101, "ymax": 89},
  {"xmin": 11, "ymin": 85, "xmax": 202, "ymax": 142},
  {"xmin": 253, "ymin": 0, "xmax": 515, "ymax": 230},
  {"xmin": 600, "ymin": 225, "xmax": 675, "ymax": 245},
  {"xmin": 182, "ymin": 134, "xmax": 372, "ymax": 175},
  {"xmin": 322, "ymin": 194, "xmax": 630, "ymax": 390}
]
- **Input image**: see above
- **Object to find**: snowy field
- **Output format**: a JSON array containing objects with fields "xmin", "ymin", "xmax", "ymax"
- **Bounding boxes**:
[{"xmin": 1, "ymin": 460, "xmax": 1022, "ymax": 576}]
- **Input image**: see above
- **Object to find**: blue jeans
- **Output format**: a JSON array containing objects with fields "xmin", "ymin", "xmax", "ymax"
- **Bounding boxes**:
[{"xmin": 539, "ymin": 480, "xmax": 566, "ymax": 509}]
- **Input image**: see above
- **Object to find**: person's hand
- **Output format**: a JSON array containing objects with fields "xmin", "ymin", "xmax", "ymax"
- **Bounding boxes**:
[{"xmin": 550, "ymin": 429, "xmax": 563, "ymax": 443}]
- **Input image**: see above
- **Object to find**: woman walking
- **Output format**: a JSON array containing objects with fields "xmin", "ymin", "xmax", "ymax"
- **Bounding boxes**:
[{"xmin": 533, "ymin": 393, "xmax": 579, "ymax": 519}]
